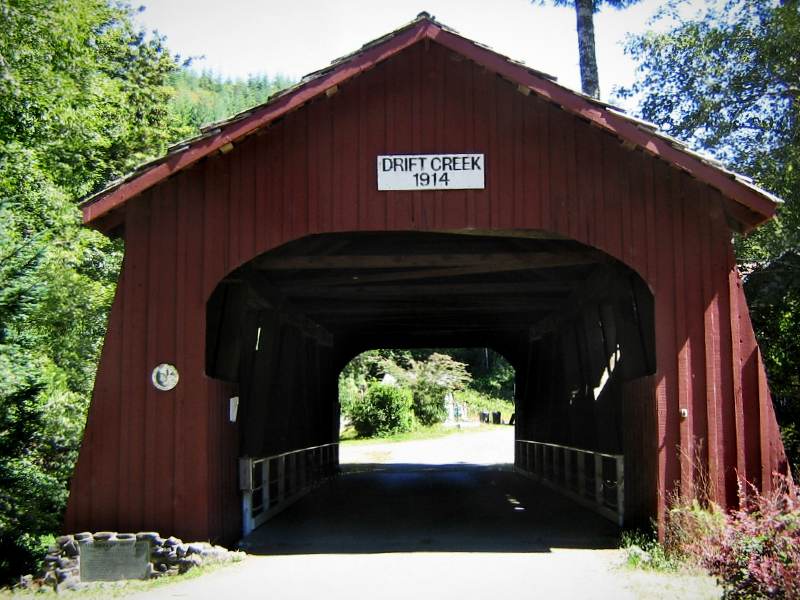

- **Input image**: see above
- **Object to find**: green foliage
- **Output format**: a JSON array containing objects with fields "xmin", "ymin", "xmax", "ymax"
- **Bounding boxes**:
[
  {"xmin": 350, "ymin": 383, "xmax": 413, "ymax": 438},
  {"xmin": 382, "ymin": 353, "xmax": 472, "ymax": 426},
  {"xmin": 663, "ymin": 477, "xmax": 800, "ymax": 598},
  {"xmin": 0, "ymin": 0, "xmax": 191, "ymax": 583},
  {"xmin": 621, "ymin": 0, "xmax": 800, "ymax": 473},
  {"xmin": 339, "ymin": 348, "xmax": 512, "ymax": 433},
  {"xmin": 167, "ymin": 71, "xmax": 291, "ymax": 134},
  {"xmin": 456, "ymin": 388, "xmax": 514, "ymax": 422},
  {"xmin": 621, "ymin": 530, "xmax": 683, "ymax": 572},
  {"xmin": 471, "ymin": 353, "xmax": 515, "ymax": 401}
]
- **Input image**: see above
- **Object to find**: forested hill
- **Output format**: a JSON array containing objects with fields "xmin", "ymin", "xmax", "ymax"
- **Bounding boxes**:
[{"xmin": 168, "ymin": 70, "xmax": 293, "ymax": 136}]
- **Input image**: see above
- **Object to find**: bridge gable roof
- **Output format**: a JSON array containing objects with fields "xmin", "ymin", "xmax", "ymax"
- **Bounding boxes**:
[{"xmin": 81, "ymin": 13, "xmax": 778, "ymax": 232}]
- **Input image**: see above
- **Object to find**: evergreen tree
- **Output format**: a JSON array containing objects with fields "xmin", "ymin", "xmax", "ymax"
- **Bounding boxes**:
[{"xmin": 532, "ymin": 0, "xmax": 641, "ymax": 98}]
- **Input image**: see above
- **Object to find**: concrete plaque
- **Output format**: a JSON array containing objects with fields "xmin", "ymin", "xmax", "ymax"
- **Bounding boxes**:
[{"xmin": 79, "ymin": 541, "xmax": 150, "ymax": 581}]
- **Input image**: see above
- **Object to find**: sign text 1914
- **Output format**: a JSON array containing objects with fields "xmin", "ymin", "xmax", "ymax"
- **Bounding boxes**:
[{"xmin": 377, "ymin": 154, "xmax": 485, "ymax": 191}]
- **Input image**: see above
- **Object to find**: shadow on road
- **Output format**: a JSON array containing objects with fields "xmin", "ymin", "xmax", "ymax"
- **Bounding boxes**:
[{"xmin": 241, "ymin": 464, "xmax": 620, "ymax": 555}]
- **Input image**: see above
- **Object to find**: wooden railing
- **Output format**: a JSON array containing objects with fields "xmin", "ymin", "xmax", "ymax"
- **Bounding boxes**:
[
  {"xmin": 239, "ymin": 442, "xmax": 339, "ymax": 536},
  {"xmin": 515, "ymin": 439, "xmax": 624, "ymax": 526}
]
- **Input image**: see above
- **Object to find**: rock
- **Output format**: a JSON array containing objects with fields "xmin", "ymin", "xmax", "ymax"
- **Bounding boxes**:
[
  {"xmin": 176, "ymin": 544, "xmax": 188, "ymax": 558},
  {"xmin": 74, "ymin": 532, "xmax": 93, "ymax": 542},
  {"xmin": 164, "ymin": 536, "xmax": 182, "ymax": 547},
  {"xmin": 116, "ymin": 533, "xmax": 136, "ymax": 541},
  {"xmin": 136, "ymin": 531, "xmax": 160, "ymax": 542},
  {"xmin": 188, "ymin": 542, "xmax": 211, "ymax": 552},
  {"xmin": 43, "ymin": 554, "xmax": 60, "ymax": 564},
  {"xmin": 56, "ymin": 535, "xmax": 74, "ymax": 546},
  {"xmin": 56, "ymin": 575, "xmax": 81, "ymax": 591},
  {"xmin": 93, "ymin": 531, "xmax": 116, "ymax": 541},
  {"xmin": 177, "ymin": 555, "xmax": 201, "ymax": 574},
  {"xmin": 62, "ymin": 539, "xmax": 80, "ymax": 557}
]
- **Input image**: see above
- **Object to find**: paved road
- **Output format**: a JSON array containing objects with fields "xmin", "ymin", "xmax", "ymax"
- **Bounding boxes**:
[
  {"xmin": 339, "ymin": 424, "xmax": 514, "ymax": 465},
  {"xmin": 125, "ymin": 429, "xmax": 719, "ymax": 599}
]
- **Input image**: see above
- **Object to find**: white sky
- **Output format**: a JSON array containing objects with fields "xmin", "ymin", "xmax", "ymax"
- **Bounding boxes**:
[{"xmin": 135, "ymin": 0, "xmax": 676, "ymax": 110}]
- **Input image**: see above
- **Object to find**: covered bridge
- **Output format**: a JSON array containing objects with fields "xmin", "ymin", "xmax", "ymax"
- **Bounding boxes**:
[{"xmin": 66, "ymin": 14, "xmax": 788, "ymax": 543}]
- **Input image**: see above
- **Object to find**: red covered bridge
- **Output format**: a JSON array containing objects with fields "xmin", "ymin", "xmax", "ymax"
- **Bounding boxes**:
[{"xmin": 66, "ymin": 14, "xmax": 788, "ymax": 543}]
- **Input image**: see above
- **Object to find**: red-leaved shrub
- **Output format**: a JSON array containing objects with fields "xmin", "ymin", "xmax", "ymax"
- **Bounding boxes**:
[{"xmin": 683, "ymin": 475, "xmax": 800, "ymax": 599}]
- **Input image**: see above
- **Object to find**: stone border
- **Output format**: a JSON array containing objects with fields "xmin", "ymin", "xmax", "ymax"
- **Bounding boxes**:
[{"xmin": 26, "ymin": 532, "xmax": 244, "ymax": 592}]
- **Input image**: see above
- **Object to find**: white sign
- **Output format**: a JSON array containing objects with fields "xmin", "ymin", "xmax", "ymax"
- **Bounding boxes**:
[
  {"xmin": 151, "ymin": 363, "xmax": 179, "ymax": 391},
  {"xmin": 377, "ymin": 154, "xmax": 485, "ymax": 191}
]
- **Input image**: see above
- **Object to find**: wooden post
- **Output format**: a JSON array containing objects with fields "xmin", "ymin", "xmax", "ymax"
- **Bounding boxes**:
[
  {"xmin": 553, "ymin": 445, "xmax": 560, "ymax": 482},
  {"xmin": 616, "ymin": 456, "xmax": 625, "ymax": 527},
  {"xmin": 595, "ymin": 454, "xmax": 604, "ymax": 507},
  {"xmin": 278, "ymin": 455, "xmax": 286, "ymax": 503},
  {"xmin": 239, "ymin": 458, "xmax": 253, "ymax": 537},
  {"xmin": 527, "ymin": 442, "xmax": 532, "ymax": 473}
]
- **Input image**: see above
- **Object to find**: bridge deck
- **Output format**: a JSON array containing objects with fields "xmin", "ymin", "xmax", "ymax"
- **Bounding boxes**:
[{"xmin": 240, "ymin": 464, "xmax": 619, "ymax": 554}]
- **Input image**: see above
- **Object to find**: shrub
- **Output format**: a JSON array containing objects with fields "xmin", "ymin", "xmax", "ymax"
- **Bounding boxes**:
[
  {"xmin": 338, "ymin": 375, "xmax": 362, "ymax": 420},
  {"xmin": 687, "ymin": 476, "xmax": 800, "ymax": 599},
  {"xmin": 412, "ymin": 387, "xmax": 447, "ymax": 426},
  {"xmin": 620, "ymin": 529, "xmax": 682, "ymax": 572},
  {"xmin": 349, "ymin": 383, "xmax": 413, "ymax": 438},
  {"xmin": 382, "ymin": 353, "xmax": 471, "ymax": 426}
]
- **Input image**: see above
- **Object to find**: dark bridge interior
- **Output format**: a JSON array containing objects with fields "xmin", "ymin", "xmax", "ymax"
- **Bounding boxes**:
[{"xmin": 206, "ymin": 231, "xmax": 657, "ymax": 526}]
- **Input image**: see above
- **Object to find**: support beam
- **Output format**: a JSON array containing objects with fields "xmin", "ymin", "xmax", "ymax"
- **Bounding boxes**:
[{"xmin": 233, "ymin": 270, "xmax": 334, "ymax": 346}]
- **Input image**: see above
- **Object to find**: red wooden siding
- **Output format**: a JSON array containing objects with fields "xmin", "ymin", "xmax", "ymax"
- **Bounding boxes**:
[{"xmin": 65, "ymin": 39, "xmax": 787, "ymax": 542}]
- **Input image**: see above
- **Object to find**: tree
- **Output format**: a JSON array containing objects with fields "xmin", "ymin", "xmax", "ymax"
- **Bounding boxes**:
[
  {"xmin": 0, "ymin": 0, "xmax": 184, "ymax": 582},
  {"xmin": 382, "ymin": 353, "xmax": 472, "ymax": 426},
  {"xmin": 621, "ymin": 0, "xmax": 800, "ymax": 472},
  {"xmin": 168, "ymin": 71, "xmax": 291, "ymax": 134},
  {"xmin": 532, "ymin": 0, "xmax": 641, "ymax": 98}
]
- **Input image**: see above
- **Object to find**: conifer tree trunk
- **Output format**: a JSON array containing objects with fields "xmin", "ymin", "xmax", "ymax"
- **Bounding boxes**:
[{"xmin": 575, "ymin": 0, "xmax": 600, "ymax": 98}]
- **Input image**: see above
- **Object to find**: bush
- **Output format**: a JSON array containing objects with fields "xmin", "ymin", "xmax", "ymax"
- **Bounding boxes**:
[
  {"xmin": 620, "ymin": 529, "xmax": 683, "ymax": 572},
  {"xmin": 350, "ymin": 383, "xmax": 413, "ymax": 438},
  {"xmin": 338, "ymin": 375, "xmax": 361, "ymax": 420},
  {"xmin": 412, "ymin": 387, "xmax": 447, "ymax": 426},
  {"xmin": 686, "ymin": 476, "xmax": 800, "ymax": 599},
  {"xmin": 382, "ymin": 353, "xmax": 471, "ymax": 427}
]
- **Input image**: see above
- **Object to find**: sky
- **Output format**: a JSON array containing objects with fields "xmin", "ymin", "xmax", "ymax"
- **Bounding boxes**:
[{"xmin": 134, "ymin": 0, "xmax": 677, "ymax": 110}]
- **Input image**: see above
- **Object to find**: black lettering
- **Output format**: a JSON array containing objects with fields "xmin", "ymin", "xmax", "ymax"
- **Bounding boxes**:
[
  {"xmin": 471, "ymin": 156, "xmax": 481, "ymax": 170},
  {"xmin": 381, "ymin": 157, "xmax": 394, "ymax": 172},
  {"xmin": 431, "ymin": 156, "xmax": 442, "ymax": 171}
]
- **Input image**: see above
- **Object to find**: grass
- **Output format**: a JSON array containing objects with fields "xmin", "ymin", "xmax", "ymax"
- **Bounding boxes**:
[
  {"xmin": 620, "ymin": 530, "xmax": 684, "ymax": 572},
  {"xmin": 339, "ymin": 421, "xmax": 509, "ymax": 444}
]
